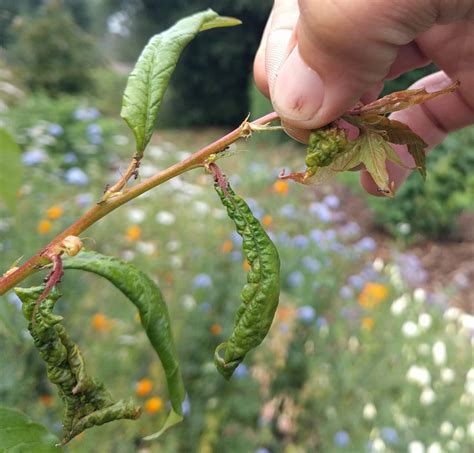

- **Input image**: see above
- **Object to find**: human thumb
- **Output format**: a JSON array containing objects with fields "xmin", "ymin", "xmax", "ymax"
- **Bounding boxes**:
[{"xmin": 271, "ymin": 0, "xmax": 459, "ymax": 128}]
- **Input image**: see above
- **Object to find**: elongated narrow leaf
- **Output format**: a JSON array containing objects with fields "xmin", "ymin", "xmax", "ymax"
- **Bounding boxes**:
[
  {"xmin": 0, "ymin": 406, "xmax": 60, "ymax": 452},
  {"xmin": 121, "ymin": 9, "xmax": 240, "ymax": 157},
  {"xmin": 63, "ymin": 251, "xmax": 185, "ymax": 439},
  {"xmin": 0, "ymin": 128, "xmax": 22, "ymax": 213}
]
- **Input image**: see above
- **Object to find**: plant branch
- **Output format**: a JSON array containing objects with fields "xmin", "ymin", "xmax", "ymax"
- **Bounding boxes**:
[{"xmin": 0, "ymin": 112, "xmax": 279, "ymax": 296}]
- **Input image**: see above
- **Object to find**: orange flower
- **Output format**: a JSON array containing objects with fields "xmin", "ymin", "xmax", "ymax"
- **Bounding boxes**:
[
  {"xmin": 126, "ymin": 225, "xmax": 141, "ymax": 241},
  {"xmin": 242, "ymin": 260, "xmax": 251, "ymax": 272},
  {"xmin": 273, "ymin": 180, "xmax": 289, "ymax": 195},
  {"xmin": 221, "ymin": 240, "xmax": 233, "ymax": 253},
  {"xmin": 145, "ymin": 397, "xmax": 163, "ymax": 414},
  {"xmin": 262, "ymin": 215, "xmax": 273, "ymax": 227},
  {"xmin": 39, "ymin": 394, "xmax": 53, "ymax": 407},
  {"xmin": 136, "ymin": 378, "xmax": 153, "ymax": 397},
  {"xmin": 38, "ymin": 219, "xmax": 52, "ymax": 234},
  {"xmin": 362, "ymin": 317, "xmax": 375, "ymax": 331},
  {"xmin": 91, "ymin": 313, "xmax": 113, "ymax": 333},
  {"xmin": 358, "ymin": 283, "xmax": 388, "ymax": 309},
  {"xmin": 276, "ymin": 306, "xmax": 296, "ymax": 322},
  {"xmin": 46, "ymin": 205, "xmax": 63, "ymax": 220},
  {"xmin": 210, "ymin": 324, "xmax": 222, "ymax": 336}
]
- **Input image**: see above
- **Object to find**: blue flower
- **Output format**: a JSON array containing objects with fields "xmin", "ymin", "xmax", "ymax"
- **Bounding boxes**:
[
  {"xmin": 324, "ymin": 229, "xmax": 337, "ymax": 241},
  {"xmin": 231, "ymin": 231, "xmax": 243, "ymax": 246},
  {"xmin": 381, "ymin": 427, "xmax": 399, "ymax": 445},
  {"xmin": 234, "ymin": 364, "xmax": 248, "ymax": 379},
  {"xmin": 297, "ymin": 305, "xmax": 316, "ymax": 323},
  {"xmin": 323, "ymin": 194, "xmax": 340, "ymax": 209},
  {"xmin": 181, "ymin": 395, "xmax": 191, "ymax": 416},
  {"xmin": 310, "ymin": 229, "xmax": 324, "ymax": 243},
  {"xmin": 65, "ymin": 167, "xmax": 89, "ymax": 185},
  {"xmin": 292, "ymin": 234, "xmax": 309, "ymax": 249},
  {"xmin": 301, "ymin": 256, "xmax": 321, "ymax": 273},
  {"xmin": 7, "ymin": 292, "xmax": 22, "ymax": 311},
  {"xmin": 192, "ymin": 274, "xmax": 213, "ymax": 288},
  {"xmin": 347, "ymin": 274, "xmax": 365, "ymax": 290},
  {"xmin": 287, "ymin": 271, "xmax": 304, "ymax": 288},
  {"xmin": 230, "ymin": 251, "xmax": 242, "ymax": 262},
  {"xmin": 47, "ymin": 123, "xmax": 64, "ymax": 137},
  {"xmin": 74, "ymin": 107, "xmax": 100, "ymax": 121},
  {"xmin": 339, "ymin": 221, "xmax": 361, "ymax": 239},
  {"xmin": 309, "ymin": 202, "xmax": 332, "ymax": 223},
  {"xmin": 76, "ymin": 192, "xmax": 93, "ymax": 207},
  {"xmin": 200, "ymin": 302, "xmax": 212, "ymax": 313},
  {"xmin": 22, "ymin": 149, "xmax": 48, "ymax": 166},
  {"xmin": 334, "ymin": 431, "xmax": 350, "ymax": 447},
  {"xmin": 280, "ymin": 204, "xmax": 296, "ymax": 218},
  {"xmin": 277, "ymin": 232, "xmax": 290, "ymax": 246},
  {"xmin": 316, "ymin": 317, "xmax": 328, "ymax": 329},
  {"xmin": 63, "ymin": 152, "xmax": 78, "ymax": 164},
  {"xmin": 255, "ymin": 449, "xmax": 270, "ymax": 453},
  {"xmin": 355, "ymin": 236, "xmax": 377, "ymax": 253},
  {"xmin": 339, "ymin": 286, "xmax": 354, "ymax": 299},
  {"xmin": 86, "ymin": 123, "xmax": 102, "ymax": 136}
]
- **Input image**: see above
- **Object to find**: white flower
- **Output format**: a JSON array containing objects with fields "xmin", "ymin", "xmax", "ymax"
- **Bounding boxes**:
[
  {"xmin": 440, "ymin": 368, "xmax": 455, "ymax": 384},
  {"xmin": 420, "ymin": 387, "xmax": 436, "ymax": 406},
  {"xmin": 193, "ymin": 200, "xmax": 210, "ymax": 214},
  {"xmin": 127, "ymin": 208, "xmax": 146, "ymax": 223},
  {"xmin": 402, "ymin": 321, "xmax": 420, "ymax": 338},
  {"xmin": 148, "ymin": 145, "xmax": 164, "ymax": 158},
  {"xmin": 465, "ymin": 380, "xmax": 474, "ymax": 396},
  {"xmin": 391, "ymin": 295, "xmax": 409, "ymax": 316},
  {"xmin": 155, "ymin": 211, "xmax": 175, "ymax": 225},
  {"xmin": 413, "ymin": 288, "xmax": 427, "ymax": 303},
  {"xmin": 467, "ymin": 421, "xmax": 474, "ymax": 439},
  {"xmin": 467, "ymin": 368, "xmax": 474, "ymax": 381},
  {"xmin": 408, "ymin": 441, "xmax": 425, "ymax": 453},
  {"xmin": 140, "ymin": 163, "xmax": 159, "ymax": 177},
  {"xmin": 371, "ymin": 438, "xmax": 386, "ymax": 452},
  {"xmin": 363, "ymin": 403, "xmax": 377, "ymax": 420},
  {"xmin": 170, "ymin": 255, "xmax": 182, "ymax": 269},
  {"xmin": 181, "ymin": 294, "xmax": 196, "ymax": 310},
  {"xmin": 446, "ymin": 441, "xmax": 459, "ymax": 451},
  {"xmin": 121, "ymin": 250, "xmax": 135, "ymax": 261},
  {"xmin": 389, "ymin": 265, "xmax": 403, "ymax": 289},
  {"xmin": 460, "ymin": 314, "xmax": 474, "ymax": 333},
  {"xmin": 348, "ymin": 336, "xmax": 359, "ymax": 353},
  {"xmin": 453, "ymin": 427, "xmax": 465, "ymax": 441},
  {"xmin": 373, "ymin": 258, "xmax": 384, "ymax": 272},
  {"xmin": 444, "ymin": 307, "xmax": 462, "ymax": 322},
  {"xmin": 136, "ymin": 241, "xmax": 155, "ymax": 255},
  {"xmin": 427, "ymin": 442, "xmax": 442, "ymax": 453},
  {"xmin": 439, "ymin": 421, "xmax": 453, "ymax": 436},
  {"xmin": 166, "ymin": 240, "xmax": 181, "ymax": 252},
  {"xmin": 407, "ymin": 366, "xmax": 431, "ymax": 386},
  {"xmin": 418, "ymin": 313, "xmax": 432, "ymax": 330},
  {"xmin": 432, "ymin": 341, "xmax": 447, "ymax": 366}
]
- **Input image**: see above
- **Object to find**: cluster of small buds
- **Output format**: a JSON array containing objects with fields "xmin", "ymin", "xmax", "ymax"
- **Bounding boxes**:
[{"xmin": 305, "ymin": 127, "xmax": 348, "ymax": 172}]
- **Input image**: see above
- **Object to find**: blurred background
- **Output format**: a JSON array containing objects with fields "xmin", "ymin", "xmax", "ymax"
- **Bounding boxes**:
[{"xmin": 0, "ymin": 1, "xmax": 473, "ymax": 452}]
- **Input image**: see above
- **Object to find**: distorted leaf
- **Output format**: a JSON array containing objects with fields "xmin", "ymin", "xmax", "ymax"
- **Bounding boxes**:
[
  {"xmin": 63, "ymin": 251, "xmax": 185, "ymax": 440},
  {"xmin": 121, "ymin": 9, "xmax": 240, "ymax": 157}
]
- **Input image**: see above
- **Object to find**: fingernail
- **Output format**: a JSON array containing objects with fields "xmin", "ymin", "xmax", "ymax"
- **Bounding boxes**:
[{"xmin": 273, "ymin": 48, "xmax": 324, "ymax": 122}]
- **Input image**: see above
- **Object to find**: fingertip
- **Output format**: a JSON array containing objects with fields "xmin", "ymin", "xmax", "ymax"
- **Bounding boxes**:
[{"xmin": 253, "ymin": 49, "xmax": 270, "ymax": 98}]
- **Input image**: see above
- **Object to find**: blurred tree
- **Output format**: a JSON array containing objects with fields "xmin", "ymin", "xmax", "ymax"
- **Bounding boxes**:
[{"xmin": 7, "ymin": 0, "xmax": 99, "ymax": 95}]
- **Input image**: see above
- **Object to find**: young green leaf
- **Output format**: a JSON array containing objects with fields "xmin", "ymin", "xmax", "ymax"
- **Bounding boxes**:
[
  {"xmin": 0, "ymin": 406, "xmax": 60, "ymax": 452},
  {"xmin": 0, "ymin": 128, "xmax": 23, "ymax": 213},
  {"xmin": 121, "ymin": 9, "xmax": 240, "ymax": 157},
  {"xmin": 62, "ymin": 251, "xmax": 186, "ymax": 439}
]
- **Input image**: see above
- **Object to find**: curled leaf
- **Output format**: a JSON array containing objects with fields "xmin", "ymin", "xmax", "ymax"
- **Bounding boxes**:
[{"xmin": 62, "ymin": 251, "xmax": 185, "ymax": 440}]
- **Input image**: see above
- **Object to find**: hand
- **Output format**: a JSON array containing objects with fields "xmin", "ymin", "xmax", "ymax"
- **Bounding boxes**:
[{"xmin": 254, "ymin": 0, "xmax": 474, "ymax": 194}]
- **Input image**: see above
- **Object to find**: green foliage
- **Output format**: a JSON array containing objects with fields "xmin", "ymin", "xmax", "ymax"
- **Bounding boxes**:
[
  {"xmin": 121, "ymin": 9, "xmax": 239, "ymax": 156},
  {"xmin": 369, "ymin": 127, "xmax": 474, "ymax": 240},
  {"xmin": 7, "ymin": 2, "xmax": 98, "ymax": 94},
  {"xmin": 62, "ymin": 251, "xmax": 186, "ymax": 439},
  {"xmin": 0, "ymin": 128, "xmax": 22, "ymax": 213},
  {"xmin": 0, "ymin": 406, "xmax": 60, "ymax": 451}
]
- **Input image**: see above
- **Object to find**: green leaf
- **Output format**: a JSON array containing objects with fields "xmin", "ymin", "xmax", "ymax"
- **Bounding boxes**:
[
  {"xmin": 0, "ymin": 128, "xmax": 23, "ymax": 213},
  {"xmin": 121, "ymin": 9, "xmax": 240, "ymax": 157},
  {"xmin": 359, "ymin": 131, "xmax": 392, "ymax": 195},
  {"xmin": 0, "ymin": 406, "xmax": 60, "ymax": 452},
  {"xmin": 62, "ymin": 251, "xmax": 185, "ymax": 439}
]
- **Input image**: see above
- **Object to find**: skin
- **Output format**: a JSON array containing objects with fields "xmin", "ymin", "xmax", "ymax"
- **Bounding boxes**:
[{"xmin": 254, "ymin": 0, "xmax": 474, "ymax": 195}]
